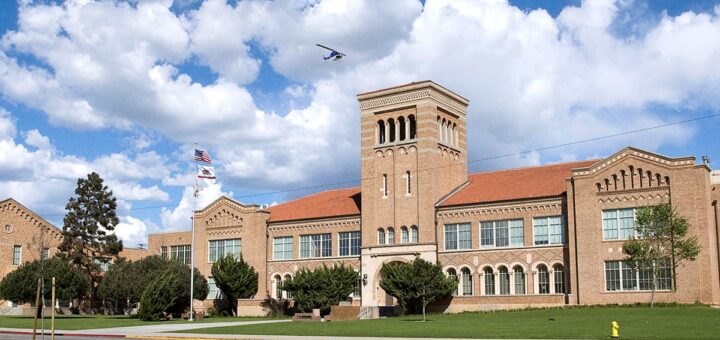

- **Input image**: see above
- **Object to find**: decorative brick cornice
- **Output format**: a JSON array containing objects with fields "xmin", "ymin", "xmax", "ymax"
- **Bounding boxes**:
[
  {"xmin": 437, "ymin": 201, "xmax": 562, "ymax": 220},
  {"xmin": 268, "ymin": 218, "xmax": 360, "ymax": 233},
  {"xmin": 0, "ymin": 199, "xmax": 63, "ymax": 242},
  {"xmin": 359, "ymin": 88, "xmax": 467, "ymax": 116},
  {"xmin": 597, "ymin": 192, "xmax": 670, "ymax": 204}
]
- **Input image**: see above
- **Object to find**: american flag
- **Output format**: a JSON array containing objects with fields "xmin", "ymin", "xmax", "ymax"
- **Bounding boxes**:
[{"xmin": 194, "ymin": 149, "xmax": 211, "ymax": 163}]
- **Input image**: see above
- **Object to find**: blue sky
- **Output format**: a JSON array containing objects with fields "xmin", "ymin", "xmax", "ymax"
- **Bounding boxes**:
[{"xmin": 0, "ymin": 0, "xmax": 718, "ymax": 247}]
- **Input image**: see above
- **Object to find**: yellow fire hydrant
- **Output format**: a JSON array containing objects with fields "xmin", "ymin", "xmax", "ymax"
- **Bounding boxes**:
[{"xmin": 611, "ymin": 320, "xmax": 620, "ymax": 338}]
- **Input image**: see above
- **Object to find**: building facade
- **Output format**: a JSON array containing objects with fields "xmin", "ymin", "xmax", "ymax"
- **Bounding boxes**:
[{"xmin": 3, "ymin": 81, "xmax": 719, "ymax": 316}]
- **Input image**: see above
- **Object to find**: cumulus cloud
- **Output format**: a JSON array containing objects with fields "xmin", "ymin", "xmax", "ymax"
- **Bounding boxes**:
[{"xmin": 160, "ymin": 182, "xmax": 229, "ymax": 231}]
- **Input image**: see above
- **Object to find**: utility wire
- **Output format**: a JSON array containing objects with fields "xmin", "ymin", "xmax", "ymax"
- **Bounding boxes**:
[{"xmin": 35, "ymin": 112, "xmax": 720, "ymax": 219}]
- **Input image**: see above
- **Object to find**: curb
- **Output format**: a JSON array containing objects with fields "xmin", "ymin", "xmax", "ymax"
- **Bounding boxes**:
[
  {"xmin": 0, "ymin": 329, "xmax": 126, "ymax": 338},
  {"xmin": 130, "ymin": 336, "xmax": 261, "ymax": 340}
]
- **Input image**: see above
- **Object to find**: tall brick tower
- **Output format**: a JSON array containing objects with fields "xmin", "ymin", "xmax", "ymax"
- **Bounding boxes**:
[{"xmin": 357, "ymin": 81, "xmax": 469, "ymax": 312}]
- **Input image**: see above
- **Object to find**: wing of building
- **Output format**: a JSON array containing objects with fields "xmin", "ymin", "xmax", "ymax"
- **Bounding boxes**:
[{"xmin": 3, "ymin": 81, "xmax": 720, "ymax": 317}]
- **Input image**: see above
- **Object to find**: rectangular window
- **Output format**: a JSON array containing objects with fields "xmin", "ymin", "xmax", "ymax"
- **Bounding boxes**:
[
  {"xmin": 339, "ymin": 231, "xmax": 361, "ymax": 256},
  {"xmin": 160, "ymin": 246, "xmax": 168, "ymax": 259},
  {"xmin": 603, "ymin": 208, "xmax": 636, "ymax": 240},
  {"xmin": 382, "ymin": 174, "xmax": 388, "ymax": 197},
  {"xmin": 170, "ymin": 245, "xmax": 192, "ymax": 265},
  {"xmin": 208, "ymin": 277, "xmax": 223, "ymax": 299},
  {"xmin": 533, "ymin": 216, "xmax": 564, "ymax": 245},
  {"xmin": 444, "ymin": 223, "xmax": 471, "ymax": 250},
  {"xmin": 273, "ymin": 236, "xmax": 294, "ymax": 260},
  {"xmin": 605, "ymin": 260, "xmax": 672, "ymax": 291},
  {"xmin": 300, "ymin": 233, "xmax": 332, "ymax": 258},
  {"xmin": 12, "ymin": 245, "xmax": 21, "ymax": 265},
  {"xmin": 42, "ymin": 248, "xmax": 49, "ymax": 260},
  {"xmin": 481, "ymin": 219, "xmax": 524, "ymax": 248},
  {"xmin": 406, "ymin": 171, "xmax": 411, "ymax": 194},
  {"xmin": 208, "ymin": 239, "xmax": 242, "ymax": 262}
]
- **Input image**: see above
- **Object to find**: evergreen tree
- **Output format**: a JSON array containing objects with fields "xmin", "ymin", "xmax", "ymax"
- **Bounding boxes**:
[
  {"xmin": 0, "ymin": 258, "xmax": 89, "ymax": 304},
  {"xmin": 281, "ymin": 263, "xmax": 358, "ymax": 316},
  {"xmin": 137, "ymin": 264, "xmax": 208, "ymax": 320},
  {"xmin": 58, "ymin": 172, "xmax": 123, "ymax": 302},
  {"xmin": 379, "ymin": 257, "xmax": 455, "ymax": 321},
  {"xmin": 98, "ymin": 255, "xmax": 173, "ymax": 309},
  {"xmin": 623, "ymin": 203, "xmax": 700, "ymax": 306},
  {"xmin": 211, "ymin": 254, "xmax": 258, "ymax": 315}
]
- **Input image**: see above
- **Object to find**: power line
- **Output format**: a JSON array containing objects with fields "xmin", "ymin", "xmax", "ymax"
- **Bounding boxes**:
[{"xmin": 35, "ymin": 112, "xmax": 720, "ymax": 219}]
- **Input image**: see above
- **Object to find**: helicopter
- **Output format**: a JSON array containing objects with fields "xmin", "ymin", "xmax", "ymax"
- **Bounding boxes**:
[{"xmin": 316, "ymin": 44, "xmax": 346, "ymax": 62}]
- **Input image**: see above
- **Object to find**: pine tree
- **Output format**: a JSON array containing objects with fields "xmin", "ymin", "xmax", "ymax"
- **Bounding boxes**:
[
  {"xmin": 58, "ymin": 172, "xmax": 123, "ymax": 304},
  {"xmin": 211, "ymin": 254, "xmax": 258, "ymax": 315}
]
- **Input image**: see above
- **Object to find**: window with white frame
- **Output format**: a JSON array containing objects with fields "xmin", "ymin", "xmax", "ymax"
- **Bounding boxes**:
[
  {"xmin": 209, "ymin": 238, "xmax": 242, "ymax": 262},
  {"xmin": 12, "ymin": 245, "xmax": 21, "ymax": 265},
  {"xmin": 273, "ymin": 236, "xmax": 293, "ymax": 260},
  {"xmin": 378, "ymin": 228, "xmax": 386, "ymax": 245},
  {"xmin": 300, "ymin": 233, "xmax": 332, "ymax": 258},
  {"xmin": 499, "ymin": 266, "xmax": 510, "ymax": 295},
  {"xmin": 170, "ymin": 245, "xmax": 191, "ymax": 265},
  {"xmin": 537, "ymin": 265, "xmax": 550, "ymax": 294},
  {"xmin": 387, "ymin": 228, "xmax": 395, "ymax": 245},
  {"xmin": 513, "ymin": 266, "xmax": 526, "ymax": 294},
  {"xmin": 445, "ymin": 223, "xmax": 471, "ymax": 250},
  {"xmin": 483, "ymin": 267, "xmax": 494, "ymax": 295},
  {"xmin": 603, "ymin": 208, "xmax": 636, "ymax": 240},
  {"xmin": 410, "ymin": 226, "xmax": 418, "ymax": 243},
  {"xmin": 208, "ymin": 277, "xmax": 223, "ymax": 299},
  {"xmin": 274, "ymin": 275, "xmax": 283, "ymax": 299},
  {"xmin": 481, "ymin": 219, "xmax": 523, "ymax": 248},
  {"xmin": 447, "ymin": 268, "xmax": 458, "ymax": 296},
  {"xmin": 605, "ymin": 260, "xmax": 672, "ymax": 291},
  {"xmin": 400, "ymin": 226, "xmax": 409, "ymax": 243},
  {"xmin": 461, "ymin": 267, "xmax": 473, "ymax": 296},
  {"xmin": 160, "ymin": 246, "xmax": 168, "ymax": 259},
  {"xmin": 339, "ymin": 231, "xmax": 360, "ymax": 256},
  {"xmin": 553, "ymin": 264, "xmax": 565, "ymax": 294},
  {"xmin": 533, "ymin": 216, "xmax": 564, "ymax": 245},
  {"xmin": 42, "ymin": 248, "xmax": 49, "ymax": 260}
]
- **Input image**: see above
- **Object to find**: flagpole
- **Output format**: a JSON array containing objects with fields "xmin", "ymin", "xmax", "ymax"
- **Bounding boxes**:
[{"xmin": 189, "ymin": 143, "xmax": 197, "ymax": 322}]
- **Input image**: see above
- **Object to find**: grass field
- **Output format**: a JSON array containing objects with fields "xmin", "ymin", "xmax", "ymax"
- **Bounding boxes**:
[
  {"xmin": 181, "ymin": 305, "xmax": 720, "ymax": 339},
  {"xmin": 0, "ymin": 315, "xmax": 274, "ymax": 330}
]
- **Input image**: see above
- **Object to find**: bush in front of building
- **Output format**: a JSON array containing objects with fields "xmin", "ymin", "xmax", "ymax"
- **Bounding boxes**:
[
  {"xmin": 137, "ymin": 263, "xmax": 208, "ymax": 321},
  {"xmin": 281, "ymin": 263, "xmax": 358, "ymax": 316},
  {"xmin": 211, "ymin": 254, "xmax": 258, "ymax": 316},
  {"xmin": 379, "ymin": 257, "xmax": 456, "ymax": 321},
  {"xmin": 98, "ymin": 255, "xmax": 176, "ymax": 313},
  {"xmin": 0, "ymin": 257, "xmax": 89, "ymax": 305}
]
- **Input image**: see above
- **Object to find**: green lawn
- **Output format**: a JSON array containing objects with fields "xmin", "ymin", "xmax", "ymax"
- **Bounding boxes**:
[
  {"xmin": 181, "ymin": 305, "xmax": 720, "ymax": 339},
  {"xmin": 0, "ymin": 315, "xmax": 276, "ymax": 330}
]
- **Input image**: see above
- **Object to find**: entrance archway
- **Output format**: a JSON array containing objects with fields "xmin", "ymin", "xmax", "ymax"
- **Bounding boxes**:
[{"xmin": 376, "ymin": 260, "xmax": 406, "ymax": 307}]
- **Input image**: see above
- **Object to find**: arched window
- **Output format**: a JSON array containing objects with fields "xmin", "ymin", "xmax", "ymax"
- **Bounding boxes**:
[
  {"xmin": 387, "ymin": 227, "xmax": 395, "ymax": 245},
  {"xmin": 553, "ymin": 264, "xmax": 565, "ymax": 294},
  {"xmin": 388, "ymin": 118, "xmax": 396, "ymax": 143},
  {"xmin": 410, "ymin": 226, "xmax": 418, "ymax": 243},
  {"xmin": 378, "ymin": 228, "xmax": 386, "ymax": 245},
  {"xmin": 437, "ymin": 116, "xmax": 442, "ymax": 140},
  {"xmin": 452, "ymin": 123, "xmax": 457, "ymax": 146},
  {"xmin": 629, "ymin": 166, "xmax": 635, "ymax": 188},
  {"xmin": 284, "ymin": 274, "xmax": 293, "ymax": 299},
  {"xmin": 499, "ymin": 266, "xmax": 510, "ymax": 295},
  {"xmin": 441, "ymin": 118, "xmax": 447, "ymax": 142},
  {"xmin": 400, "ymin": 226, "xmax": 409, "ymax": 244},
  {"xmin": 537, "ymin": 265, "xmax": 550, "ymax": 294},
  {"xmin": 620, "ymin": 170, "xmax": 627, "ymax": 189},
  {"xmin": 461, "ymin": 267, "xmax": 472, "ymax": 296},
  {"xmin": 647, "ymin": 170, "xmax": 653, "ymax": 187},
  {"xmin": 637, "ymin": 168, "xmax": 644, "ymax": 188},
  {"xmin": 398, "ymin": 116, "xmax": 406, "ymax": 141},
  {"xmin": 274, "ymin": 275, "xmax": 282, "ymax": 299},
  {"xmin": 409, "ymin": 115, "xmax": 416, "ymax": 139},
  {"xmin": 447, "ymin": 268, "xmax": 458, "ymax": 296},
  {"xmin": 483, "ymin": 267, "xmax": 495, "ymax": 295},
  {"xmin": 513, "ymin": 265, "xmax": 525, "ymax": 294},
  {"xmin": 377, "ymin": 120, "xmax": 386, "ymax": 144}
]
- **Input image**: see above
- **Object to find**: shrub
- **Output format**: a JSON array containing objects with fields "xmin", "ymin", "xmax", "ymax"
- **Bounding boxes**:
[
  {"xmin": 136, "ymin": 263, "xmax": 208, "ymax": 321},
  {"xmin": 211, "ymin": 254, "xmax": 258, "ymax": 315},
  {"xmin": 281, "ymin": 263, "xmax": 358, "ymax": 316},
  {"xmin": 0, "ymin": 257, "xmax": 89, "ymax": 304}
]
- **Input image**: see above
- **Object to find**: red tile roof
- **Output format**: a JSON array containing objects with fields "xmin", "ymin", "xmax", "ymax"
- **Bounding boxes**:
[
  {"xmin": 265, "ymin": 160, "xmax": 598, "ymax": 222},
  {"xmin": 439, "ymin": 160, "xmax": 598, "ymax": 207},
  {"xmin": 267, "ymin": 187, "xmax": 361, "ymax": 223}
]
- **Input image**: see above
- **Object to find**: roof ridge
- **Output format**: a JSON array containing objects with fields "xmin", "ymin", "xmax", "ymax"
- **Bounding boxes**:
[{"xmin": 468, "ymin": 159, "xmax": 600, "ymax": 176}]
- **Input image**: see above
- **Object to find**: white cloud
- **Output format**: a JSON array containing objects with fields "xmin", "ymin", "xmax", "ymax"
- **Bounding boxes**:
[
  {"xmin": 160, "ymin": 182, "xmax": 229, "ymax": 231},
  {"xmin": 115, "ymin": 215, "xmax": 149, "ymax": 248}
]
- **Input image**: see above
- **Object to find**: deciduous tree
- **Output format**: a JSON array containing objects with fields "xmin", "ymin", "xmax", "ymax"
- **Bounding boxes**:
[
  {"xmin": 379, "ymin": 258, "xmax": 455, "ymax": 321},
  {"xmin": 623, "ymin": 203, "xmax": 700, "ymax": 306}
]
